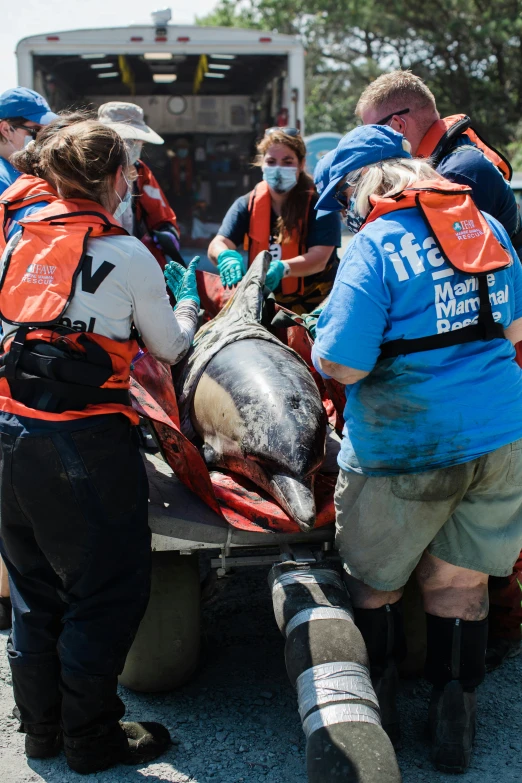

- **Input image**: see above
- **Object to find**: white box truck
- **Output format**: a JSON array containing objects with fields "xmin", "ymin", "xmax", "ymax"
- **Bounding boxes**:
[{"xmin": 16, "ymin": 9, "xmax": 305, "ymax": 244}]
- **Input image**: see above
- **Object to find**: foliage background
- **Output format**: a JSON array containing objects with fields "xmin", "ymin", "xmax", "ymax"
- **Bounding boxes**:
[{"xmin": 197, "ymin": 0, "xmax": 522, "ymax": 163}]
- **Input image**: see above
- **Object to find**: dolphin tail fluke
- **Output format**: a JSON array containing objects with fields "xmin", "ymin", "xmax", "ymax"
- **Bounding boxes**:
[{"xmin": 270, "ymin": 473, "xmax": 316, "ymax": 532}]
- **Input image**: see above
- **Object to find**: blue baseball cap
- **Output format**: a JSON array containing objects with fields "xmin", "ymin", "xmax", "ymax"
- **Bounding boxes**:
[
  {"xmin": 315, "ymin": 125, "xmax": 412, "ymax": 214},
  {"xmin": 0, "ymin": 88, "xmax": 58, "ymax": 125}
]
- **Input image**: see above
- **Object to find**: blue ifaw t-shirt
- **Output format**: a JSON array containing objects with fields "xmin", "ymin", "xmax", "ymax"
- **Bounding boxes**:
[{"xmin": 312, "ymin": 207, "xmax": 522, "ymax": 475}]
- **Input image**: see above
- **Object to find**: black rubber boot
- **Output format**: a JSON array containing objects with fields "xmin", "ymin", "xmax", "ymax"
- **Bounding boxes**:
[
  {"xmin": 65, "ymin": 721, "xmax": 172, "ymax": 775},
  {"xmin": 354, "ymin": 601, "xmax": 407, "ymax": 748},
  {"xmin": 425, "ymin": 614, "xmax": 488, "ymax": 773},
  {"xmin": 486, "ymin": 638, "xmax": 522, "ymax": 672},
  {"xmin": 0, "ymin": 595, "xmax": 12, "ymax": 630}
]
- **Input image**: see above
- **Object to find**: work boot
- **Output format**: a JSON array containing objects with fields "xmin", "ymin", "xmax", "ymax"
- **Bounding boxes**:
[
  {"xmin": 428, "ymin": 681, "xmax": 476, "ymax": 773},
  {"xmin": 65, "ymin": 721, "xmax": 171, "ymax": 775},
  {"xmin": 354, "ymin": 601, "xmax": 407, "ymax": 749},
  {"xmin": 25, "ymin": 729, "xmax": 62, "ymax": 759},
  {"xmin": 0, "ymin": 595, "xmax": 12, "ymax": 630},
  {"xmin": 425, "ymin": 615, "xmax": 488, "ymax": 774},
  {"xmin": 486, "ymin": 638, "xmax": 522, "ymax": 672}
]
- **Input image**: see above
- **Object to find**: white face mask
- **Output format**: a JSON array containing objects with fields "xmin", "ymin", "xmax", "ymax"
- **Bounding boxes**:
[
  {"xmin": 125, "ymin": 140, "xmax": 143, "ymax": 165},
  {"xmin": 113, "ymin": 177, "xmax": 132, "ymax": 220},
  {"xmin": 262, "ymin": 165, "xmax": 299, "ymax": 194}
]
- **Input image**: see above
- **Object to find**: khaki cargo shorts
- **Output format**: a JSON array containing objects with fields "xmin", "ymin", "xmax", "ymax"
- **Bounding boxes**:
[{"xmin": 334, "ymin": 439, "xmax": 522, "ymax": 592}]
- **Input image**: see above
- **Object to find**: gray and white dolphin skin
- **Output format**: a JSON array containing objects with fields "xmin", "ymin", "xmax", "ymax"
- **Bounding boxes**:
[{"xmin": 174, "ymin": 251, "xmax": 327, "ymax": 531}]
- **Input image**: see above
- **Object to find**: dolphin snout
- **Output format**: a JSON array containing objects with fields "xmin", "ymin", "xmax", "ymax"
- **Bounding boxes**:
[{"xmin": 270, "ymin": 474, "xmax": 316, "ymax": 532}]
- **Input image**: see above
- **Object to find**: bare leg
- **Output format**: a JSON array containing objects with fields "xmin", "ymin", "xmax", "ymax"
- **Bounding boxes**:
[
  {"xmin": 416, "ymin": 552, "xmax": 488, "ymax": 619},
  {"xmin": 0, "ymin": 556, "xmax": 10, "ymax": 598},
  {"xmin": 343, "ymin": 573, "xmax": 403, "ymax": 608}
]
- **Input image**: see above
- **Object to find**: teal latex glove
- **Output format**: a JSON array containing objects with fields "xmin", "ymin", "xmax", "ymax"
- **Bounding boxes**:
[
  {"xmin": 164, "ymin": 256, "xmax": 201, "ymax": 308},
  {"xmin": 217, "ymin": 249, "xmax": 246, "ymax": 288},
  {"xmin": 301, "ymin": 305, "xmax": 324, "ymax": 339},
  {"xmin": 265, "ymin": 260, "xmax": 286, "ymax": 291}
]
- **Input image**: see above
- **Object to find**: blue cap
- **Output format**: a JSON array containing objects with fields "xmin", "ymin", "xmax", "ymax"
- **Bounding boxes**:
[
  {"xmin": 0, "ymin": 88, "xmax": 58, "ymax": 125},
  {"xmin": 315, "ymin": 125, "xmax": 412, "ymax": 213}
]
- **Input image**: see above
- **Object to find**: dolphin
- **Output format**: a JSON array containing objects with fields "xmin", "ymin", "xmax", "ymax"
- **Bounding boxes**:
[{"xmin": 174, "ymin": 251, "xmax": 327, "ymax": 531}]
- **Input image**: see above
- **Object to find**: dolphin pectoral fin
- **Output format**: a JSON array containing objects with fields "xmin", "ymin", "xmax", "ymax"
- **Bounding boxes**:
[{"xmin": 270, "ymin": 474, "xmax": 317, "ymax": 532}]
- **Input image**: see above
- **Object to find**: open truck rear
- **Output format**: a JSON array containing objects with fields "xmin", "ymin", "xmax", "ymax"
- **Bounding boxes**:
[{"xmin": 16, "ymin": 12, "xmax": 305, "ymax": 252}]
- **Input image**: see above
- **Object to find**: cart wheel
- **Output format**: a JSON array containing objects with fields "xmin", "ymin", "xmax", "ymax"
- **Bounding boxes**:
[{"xmin": 120, "ymin": 550, "xmax": 201, "ymax": 692}]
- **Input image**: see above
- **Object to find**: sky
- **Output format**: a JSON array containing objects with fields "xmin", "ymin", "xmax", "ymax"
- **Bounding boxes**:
[{"xmin": 1, "ymin": 1, "xmax": 218, "ymax": 95}]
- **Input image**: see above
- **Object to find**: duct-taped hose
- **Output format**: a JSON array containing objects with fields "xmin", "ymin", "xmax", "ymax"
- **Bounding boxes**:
[{"xmin": 269, "ymin": 564, "xmax": 402, "ymax": 783}]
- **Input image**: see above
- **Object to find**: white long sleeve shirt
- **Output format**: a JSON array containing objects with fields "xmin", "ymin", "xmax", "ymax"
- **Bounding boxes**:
[{"xmin": 2, "ymin": 233, "xmax": 197, "ymax": 365}]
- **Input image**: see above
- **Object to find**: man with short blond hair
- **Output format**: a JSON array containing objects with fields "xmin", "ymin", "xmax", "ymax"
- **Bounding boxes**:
[{"xmin": 357, "ymin": 70, "xmax": 520, "ymax": 244}]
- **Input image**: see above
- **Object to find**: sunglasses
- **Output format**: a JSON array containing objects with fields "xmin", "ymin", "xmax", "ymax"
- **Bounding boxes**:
[
  {"xmin": 265, "ymin": 126, "xmax": 300, "ymax": 137},
  {"xmin": 10, "ymin": 123, "xmax": 39, "ymax": 140},
  {"xmin": 374, "ymin": 107, "xmax": 410, "ymax": 126},
  {"xmin": 333, "ymin": 171, "xmax": 363, "ymax": 208}
]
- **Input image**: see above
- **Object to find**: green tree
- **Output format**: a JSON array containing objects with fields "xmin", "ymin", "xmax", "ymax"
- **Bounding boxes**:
[{"xmin": 197, "ymin": 0, "xmax": 522, "ymax": 151}]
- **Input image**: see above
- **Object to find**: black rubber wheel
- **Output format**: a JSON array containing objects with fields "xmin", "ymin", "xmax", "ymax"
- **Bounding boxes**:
[{"xmin": 120, "ymin": 550, "xmax": 201, "ymax": 692}]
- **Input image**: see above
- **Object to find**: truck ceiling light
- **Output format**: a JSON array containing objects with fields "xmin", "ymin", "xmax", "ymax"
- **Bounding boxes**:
[
  {"xmin": 204, "ymin": 72, "xmax": 225, "ymax": 79},
  {"xmin": 153, "ymin": 74, "xmax": 177, "ymax": 83},
  {"xmin": 259, "ymin": 37, "xmax": 272, "ymax": 43},
  {"xmin": 208, "ymin": 63, "xmax": 231, "ymax": 70},
  {"xmin": 90, "ymin": 63, "xmax": 116, "ymax": 69},
  {"xmin": 177, "ymin": 36, "xmax": 190, "ymax": 42},
  {"xmin": 144, "ymin": 52, "xmax": 173, "ymax": 60},
  {"xmin": 130, "ymin": 36, "xmax": 144, "ymax": 42},
  {"xmin": 46, "ymin": 36, "xmax": 60, "ymax": 41},
  {"xmin": 210, "ymin": 54, "xmax": 236, "ymax": 60},
  {"xmin": 97, "ymin": 72, "xmax": 119, "ymax": 79},
  {"xmin": 81, "ymin": 54, "xmax": 107, "ymax": 60}
]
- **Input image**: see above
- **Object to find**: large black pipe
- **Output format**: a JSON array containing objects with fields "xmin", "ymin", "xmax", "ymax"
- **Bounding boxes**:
[{"xmin": 269, "ymin": 563, "xmax": 402, "ymax": 783}]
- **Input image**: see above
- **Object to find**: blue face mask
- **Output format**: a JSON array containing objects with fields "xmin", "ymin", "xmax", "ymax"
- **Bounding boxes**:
[
  {"xmin": 262, "ymin": 166, "xmax": 298, "ymax": 194},
  {"xmin": 342, "ymin": 196, "xmax": 365, "ymax": 234},
  {"xmin": 113, "ymin": 179, "xmax": 132, "ymax": 220}
]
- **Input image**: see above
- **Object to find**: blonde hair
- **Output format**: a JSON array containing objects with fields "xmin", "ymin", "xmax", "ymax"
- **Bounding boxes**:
[
  {"xmin": 351, "ymin": 157, "xmax": 443, "ymax": 218},
  {"xmin": 255, "ymin": 131, "xmax": 314, "ymax": 244},
  {"xmin": 34, "ymin": 119, "xmax": 128, "ymax": 206},
  {"xmin": 356, "ymin": 70, "xmax": 437, "ymax": 118}
]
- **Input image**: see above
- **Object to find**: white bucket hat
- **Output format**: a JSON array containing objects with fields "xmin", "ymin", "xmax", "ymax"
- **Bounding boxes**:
[{"xmin": 98, "ymin": 101, "xmax": 164, "ymax": 145}]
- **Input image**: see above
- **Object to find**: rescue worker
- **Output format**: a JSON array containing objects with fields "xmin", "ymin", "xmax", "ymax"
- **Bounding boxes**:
[
  {"xmin": 312, "ymin": 125, "xmax": 522, "ymax": 773},
  {"xmin": 0, "ymin": 119, "xmax": 200, "ymax": 774},
  {"xmin": 208, "ymin": 129, "xmax": 341, "ymax": 315},
  {"xmin": 356, "ymin": 69, "xmax": 522, "ymax": 667},
  {"xmin": 0, "ymin": 88, "xmax": 58, "ymax": 629},
  {"xmin": 0, "ymin": 87, "xmax": 57, "ymax": 193},
  {"xmin": 97, "ymin": 101, "xmax": 183, "ymax": 267}
]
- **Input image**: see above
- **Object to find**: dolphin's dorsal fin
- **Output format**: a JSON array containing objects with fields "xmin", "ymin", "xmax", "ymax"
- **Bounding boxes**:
[{"xmin": 219, "ymin": 250, "xmax": 271, "ymax": 324}]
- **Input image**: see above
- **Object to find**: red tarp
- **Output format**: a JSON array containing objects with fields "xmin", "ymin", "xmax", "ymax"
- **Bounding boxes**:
[{"xmin": 130, "ymin": 309, "xmax": 343, "ymax": 534}]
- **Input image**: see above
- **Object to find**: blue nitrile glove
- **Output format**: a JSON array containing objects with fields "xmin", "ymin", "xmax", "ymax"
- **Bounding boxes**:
[
  {"xmin": 216, "ymin": 248, "xmax": 246, "ymax": 288},
  {"xmin": 164, "ymin": 256, "xmax": 201, "ymax": 308},
  {"xmin": 265, "ymin": 260, "xmax": 286, "ymax": 291},
  {"xmin": 302, "ymin": 305, "xmax": 324, "ymax": 340}
]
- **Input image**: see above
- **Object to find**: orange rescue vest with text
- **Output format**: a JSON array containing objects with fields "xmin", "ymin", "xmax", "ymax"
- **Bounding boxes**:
[
  {"xmin": 0, "ymin": 197, "xmax": 139, "ymax": 422},
  {"xmin": 363, "ymin": 180, "xmax": 512, "ymax": 358}
]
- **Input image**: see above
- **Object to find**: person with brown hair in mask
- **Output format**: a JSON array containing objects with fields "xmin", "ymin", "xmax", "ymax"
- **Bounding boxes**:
[
  {"xmin": 0, "ymin": 118, "xmax": 199, "ymax": 774},
  {"xmin": 208, "ymin": 128, "xmax": 341, "ymax": 314}
]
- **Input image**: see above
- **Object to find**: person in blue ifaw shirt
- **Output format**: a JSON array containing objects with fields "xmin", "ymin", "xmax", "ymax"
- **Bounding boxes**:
[
  {"xmin": 312, "ymin": 124, "xmax": 522, "ymax": 774},
  {"xmin": 0, "ymin": 87, "xmax": 57, "ymax": 195}
]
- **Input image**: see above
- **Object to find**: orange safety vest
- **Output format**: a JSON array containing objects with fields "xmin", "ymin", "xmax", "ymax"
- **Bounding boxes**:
[
  {"xmin": 363, "ymin": 180, "xmax": 512, "ymax": 359},
  {"xmin": 244, "ymin": 181, "xmax": 313, "ymax": 297},
  {"xmin": 0, "ymin": 196, "xmax": 139, "ymax": 423},
  {"xmin": 416, "ymin": 114, "xmax": 512, "ymax": 181},
  {"xmin": 134, "ymin": 160, "xmax": 180, "ymax": 234},
  {"xmin": 0, "ymin": 173, "xmax": 58, "ymax": 251}
]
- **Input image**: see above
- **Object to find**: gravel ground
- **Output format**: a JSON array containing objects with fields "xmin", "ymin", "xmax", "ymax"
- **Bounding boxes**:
[{"xmin": 1, "ymin": 566, "xmax": 521, "ymax": 783}]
